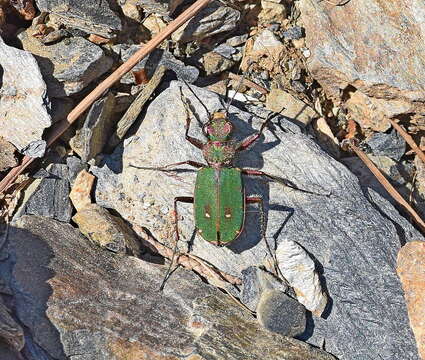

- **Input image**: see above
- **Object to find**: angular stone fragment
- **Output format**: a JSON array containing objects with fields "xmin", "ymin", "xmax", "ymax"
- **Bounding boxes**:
[
  {"xmin": 365, "ymin": 129, "xmax": 406, "ymax": 161},
  {"xmin": 203, "ymin": 50, "xmax": 236, "ymax": 76},
  {"xmin": 19, "ymin": 31, "xmax": 113, "ymax": 97},
  {"xmin": 257, "ymin": 290, "xmax": 306, "ymax": 337},
  {"xmin": 35, "ymin": 0, "xmax": 122, "ymax": 38},
  {"xmin": 66, "ymin": 156, "xmax": 87, "ymax": 185},
  {"xmin": 0, "ymin": 36, "xmax": 51, "ymax": 155},
  {"xmin": 397, "ymin": 241, "xmax": 425, "ymax": 360},
  {"xmin": 266, "ymin": 88, "xmax": 317, "ymax": 126},
  {"xmin": 92, "ymin": 81, "xmax": 422, "ymax": 360},
  {"xmin": 108, "ymin": 66, "xmax": 166, "ymax": 150},
  {"xmin": 0, "ymin": 138, "xmax": 17, "ymax": 171},
  {"xmin": 126, "ymin": 0, "xmax": 183, "ymax": 17},
  {"xmin": 69, "ymin": 170, "xmax": 95, "ymax": 211},
  {"xmin": 259, "ymin": 0, "xmax": 287, "ymax": 25},
  {"xmin": 172, "ymin": 1, "xmax": 240, "ymax": 43},
  {"xmin": 18, "ymin": 163, "xmax": 72, "ymax": 222},
  {"xmin": 253, "ymin": 29, "xmax": 283, "ymax": 51},
  {"xmin": 5, "ymin": 215, "xmax": 337, "ymax": 360},
  {"xmin": 69, "ymin": 93, "xmax": 116, "ymax": 162},
  {"xmin": 345, "ymin": 90, "xmax": 413, "ymax": 132},
  {"xmin": 298, "ymin": 0, "xmax": 425, "ymax": 130},
  {"xmin": 73, "ymin": 203, "xmax": 141, "ymax": 255},
  {"xmin": 118, "ymin": 46, "xmax": 198, "ymax": 84},
  {"xmin": 276, "ymin": 240, "xmax": 328, "ymax": 316}
]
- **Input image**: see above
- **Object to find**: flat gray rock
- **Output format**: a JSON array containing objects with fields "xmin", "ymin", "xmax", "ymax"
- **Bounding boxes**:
[
  {"xmin": 172, "ymin": 1, "xmax": 240, "ymax": 43},
  {"xmin": 35, "ymin": 0, "xmax": 122, "ymax": 38},
  {"xmin": 93, "ymin": 81, "xmax": 422, "ymax": 360},
  {"xmin": 0, "ymin": 36, "xmax": 51, "ymax": 155},
  {"xmin": 19, "ymin": 31, "xmax": 113, "ymax": 97},
  {"xmin": 17, "ymin": 164, "xmax": 72, "ymax": 223},
  {"xmin": 2, "ymin": 215, "xmax": 336, "ymax": 360}
]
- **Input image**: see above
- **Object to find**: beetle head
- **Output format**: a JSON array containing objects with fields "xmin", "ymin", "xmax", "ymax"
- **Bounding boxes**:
[{"xmin": 203, "ymin": 110, "xmax": 233, "ymax": 142}]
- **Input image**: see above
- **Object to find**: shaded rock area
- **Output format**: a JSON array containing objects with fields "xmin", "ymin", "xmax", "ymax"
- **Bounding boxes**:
[
  {"xmin": 35, "ymin": 0, "xmax": 122, "ymax": 38},
  {"xmin": 0, "ymin": 36, "xmax": 51, "ymax": 156},
  {"xmin": 299, "ymin": 0, "xmax": 425, "ymax": 131},
  {"xmin": 1, "ymin": 215, "xmax": 336, "ymax": 360},
  {"xmin": 18, "ymin": 30, "xmax": 113, "ymax": 97},
  {"xmin": 93, "ymin": 82, "xmax": 422, "ymax": 360}
]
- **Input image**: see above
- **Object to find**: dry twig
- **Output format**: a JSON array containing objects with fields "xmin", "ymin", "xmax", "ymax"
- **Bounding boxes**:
[
  {"xmin": 227, "ymin": 72, "xmax": 268, "ymax": 95},
  {"xmin": 133, "ymin": 224, "xmax": 242, "ymax": 286},
  {"xmin": 342, "ymin": 139, "xmax": 425, "ymax": 233},
  {"xmin": 0, "ymin": 0, "xmax": 214, "ymax": 194}
]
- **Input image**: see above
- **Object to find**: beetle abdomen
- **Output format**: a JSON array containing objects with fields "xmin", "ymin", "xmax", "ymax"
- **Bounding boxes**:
[{"xmin": 194, "ymin": 168, "xmax": 244, "ymax": 245}]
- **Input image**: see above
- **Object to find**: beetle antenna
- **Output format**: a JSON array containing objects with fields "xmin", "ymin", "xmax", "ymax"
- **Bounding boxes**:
[
  {"xmin": 225, "ymin": 73, "xmax": 246, "ymax": 114},
  {"xmin": 159, "ymin": 238, "xmax": 179, "ymax": 291},
  {"xmin": 181, "ymin": 79, "xmax": 211, "ymax": 119}
]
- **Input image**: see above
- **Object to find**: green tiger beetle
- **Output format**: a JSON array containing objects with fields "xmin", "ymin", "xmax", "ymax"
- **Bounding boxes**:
[
  {"xmin": 135, "ymin": 84, "xmax": 306, "ymax": 250},
  {"xmin": 132, "ymin": 82, "xmax": 325, "ymax": 289}
]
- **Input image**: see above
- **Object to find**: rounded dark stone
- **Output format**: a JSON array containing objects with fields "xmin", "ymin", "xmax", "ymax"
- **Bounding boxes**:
[{"xmin": 257, "ymin": 290, "xmax": 306, "ymax": 337}]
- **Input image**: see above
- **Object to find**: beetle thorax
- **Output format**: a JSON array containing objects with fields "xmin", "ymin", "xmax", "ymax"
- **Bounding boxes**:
[{"xmin": 202, "ymin": 141, "xmax": 236, "ymax": 167}]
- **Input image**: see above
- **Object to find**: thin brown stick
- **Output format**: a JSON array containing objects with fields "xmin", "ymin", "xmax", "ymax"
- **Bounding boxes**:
[
  {"xmin": 133, "ymin": 224, "xmax": 242, "ymax": 286},
  {"xmin": 227, "ymin": 72, "xmax": 268, "ymax": 95},
  {"xmin": 343, "ymin": 140, "xmax": 425, "ymax": 233},
  {"xmin": 387, "ymin": 118, "xmax": 425, "ymax": 165},
  {"xmin": 0, "ymin": 0, "xmax": 213, "ymax": 194}
]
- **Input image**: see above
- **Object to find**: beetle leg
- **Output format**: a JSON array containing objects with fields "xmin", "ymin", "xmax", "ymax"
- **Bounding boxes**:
[
  {"xmin": 179, "ymin": 86, "xmax": 204, "ymax": 150},
  {"xmin": 160, "ymin": 196, "xmax": 194, "ymax": 291},
  {"xmin": 237, "ymin": 112, "xmax": 276, "ymax": 151},
  {"xmin": 130, "ymin": 160, "xmax": 206, "ymax": 172},
  {"xmin": 242, "ymin": 169, "xmax": 328, "ymax": 196}
]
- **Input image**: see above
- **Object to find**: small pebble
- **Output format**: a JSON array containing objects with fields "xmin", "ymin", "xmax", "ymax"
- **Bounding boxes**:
[{"xmin": 282, "ymin": 26, "xmax": 304, "ymax": 40}]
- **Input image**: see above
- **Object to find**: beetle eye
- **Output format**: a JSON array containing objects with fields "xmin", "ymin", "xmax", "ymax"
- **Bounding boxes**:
[{"xmin": 202, "ymin": 123, "xmax": 209, "ymax": 136}]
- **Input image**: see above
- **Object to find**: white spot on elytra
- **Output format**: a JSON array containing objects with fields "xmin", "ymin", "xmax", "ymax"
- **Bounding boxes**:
[
  {"xmin": 205, "ymin": 213, "xmax": 211, "ymax": 218},
  {"xmin": 225, "ymin": 214, "xmax": 231, "ymax": 218}
]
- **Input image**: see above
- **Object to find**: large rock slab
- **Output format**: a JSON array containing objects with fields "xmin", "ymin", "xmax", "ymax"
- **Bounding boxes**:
[
  {"xmin": 0, "ymin": 36, "xmax": 51, "ymax": 156},
  {"xmin": 35, "ymin": 0, "xmax": 122, "ymax": 38},
  {"xmin": 19, "ymin": 31, "xmax": 113, "ymax": 97},
  {"xmin": 2, "ymin": 215, "xmax": 336, "ymax": 360},
  {"xmin": 93, "ymin": 81, "xmax": 422, "ymax": 360},
  {"xmin": 298, "ymin": 0, "xmax": 425, "ymax": 131}
]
